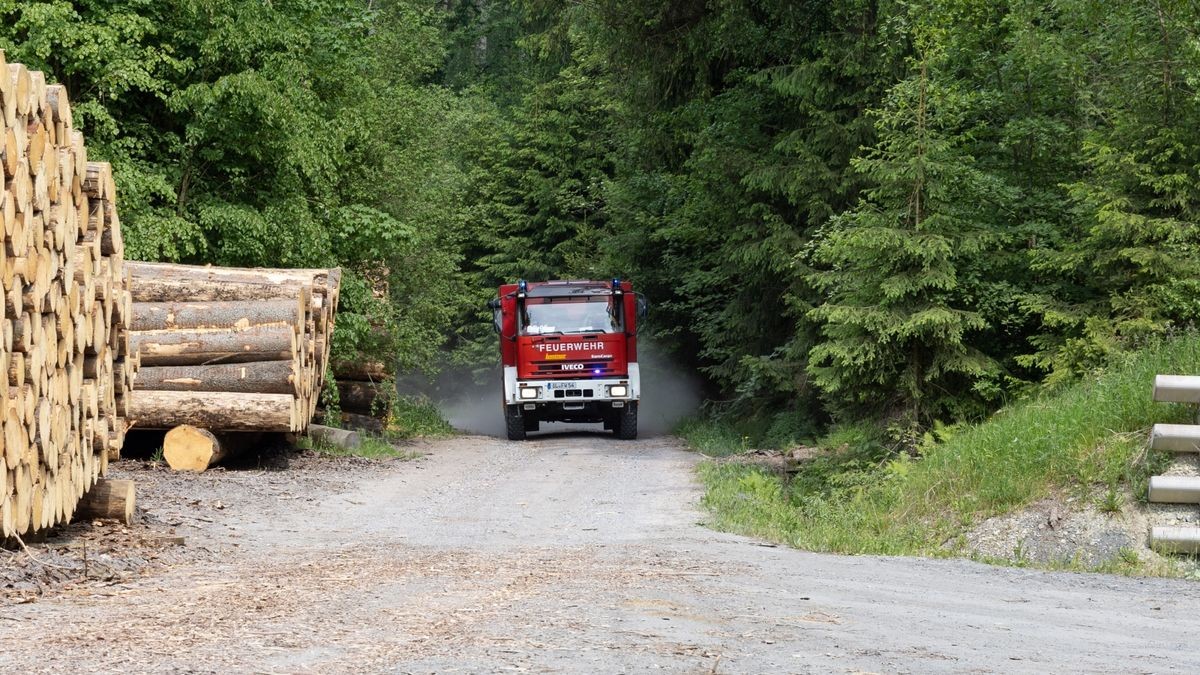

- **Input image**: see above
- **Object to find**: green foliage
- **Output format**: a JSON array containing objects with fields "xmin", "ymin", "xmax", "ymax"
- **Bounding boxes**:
[
  {"xmin": 8, "ymin": 0, "xmax": 1199, "ymax": 445},
  {"xmin": 0, "ymin": 0, "xmax": 470, "ymax": 372},
  {"xmin": 593, "ymin": 0, "xmax": 907, "ymax": 417},
  {"xmin": 387, "ymin": 396, "xmax": 454, "ymax": 439},
  {"xmin": 697, "ymin": 333, "xmax": 1200, "ymax": 570},
  {"xmin": 1018, "ymin": 0, "xmax": 1200, "ymax": 380},
  {"xmin": 808, "ymin": 45, "xmax": 1004, "ymax": 426},
  {"xmin": 676, "ymin": 408, "xmax": 824, "ymax": 456}
]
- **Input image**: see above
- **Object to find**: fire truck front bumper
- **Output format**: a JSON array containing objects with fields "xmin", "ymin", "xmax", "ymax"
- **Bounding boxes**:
[{"xmin": 503, "ymin": 366, "xmax": 641, "ymax": 407}]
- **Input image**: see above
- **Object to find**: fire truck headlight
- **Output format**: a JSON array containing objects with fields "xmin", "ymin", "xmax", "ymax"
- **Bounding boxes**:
[
  {"xmin": 519, "ymin": 387, "xmax": 539, "ymax": 400},
  {"xmin": 609, "ymin": 385, "xmax": 628, "ymax": 398}
]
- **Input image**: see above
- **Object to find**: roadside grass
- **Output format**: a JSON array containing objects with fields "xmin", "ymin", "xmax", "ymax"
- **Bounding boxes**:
[
  {"xmin": 678, "ymin": 409, "xmax": 821, "ymax": 457},
  {"xmin": 387, "ymin": 396, "xmax": 455, "ymax": 439},
  {"xmin": 676, "ymin": 418, "xmax": 750, "ymax": 457},
  {"xmin": 693, "ymin": 334, "xmax": 1200, "ymax": 564}
]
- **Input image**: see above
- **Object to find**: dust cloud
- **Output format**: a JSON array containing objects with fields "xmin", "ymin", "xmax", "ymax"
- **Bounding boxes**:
[
  {"xmin": 632, "ymin": 343, "xmax": 702, "ymax": 436},
  {"xmin": 438, "ymin": 377, "xmax": 507, "ymax": 437},
  {"xmin": 426, "ymin": 343, "xmax": 701, "ymax": 438}
]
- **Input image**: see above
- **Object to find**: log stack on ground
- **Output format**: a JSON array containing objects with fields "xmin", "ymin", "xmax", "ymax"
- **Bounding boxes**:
[
  {"xmin": 125, "ymin": 262, "xmax": 340, "ymax": 469},
  {"xmin": 328, "ymin": 358, "xmax": 393, "ymax": 427},
  {"xmin": 0, "ymin": 54, "xmax": 135, "ymax": 538}
]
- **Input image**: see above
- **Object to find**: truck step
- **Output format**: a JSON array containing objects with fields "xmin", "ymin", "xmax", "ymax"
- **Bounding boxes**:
[
  {"xmin": 1150, "ymin": 526, "xmax": 1200, "ymax": 555},
  {"xmin": 1154, "ymin": 375, "xmax": 1200, "ymax": 403},
  {"xmin": 1148, "ymin": 475, "xmax": 1200, "ymax": 503},
  {"xmin": 1150, "ymin": 424, "xmax": 1200, "ymax": 453}
]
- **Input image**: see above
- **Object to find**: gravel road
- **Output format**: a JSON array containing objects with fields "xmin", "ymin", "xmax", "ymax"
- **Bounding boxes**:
[{"xmin": 2, "ymin": 432, "xmax": 1199, "ymax": 673}]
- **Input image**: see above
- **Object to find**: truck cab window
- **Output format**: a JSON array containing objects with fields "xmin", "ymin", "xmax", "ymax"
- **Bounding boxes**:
[{"xmin": 521, "ymin": 298, "xmax": 620, "ymax": 335}]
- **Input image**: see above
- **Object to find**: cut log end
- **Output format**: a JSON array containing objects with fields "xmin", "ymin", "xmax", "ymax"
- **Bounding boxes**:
[{"xmin": 163, "ymin": 425, "xmax": 226, "ymax": 472}]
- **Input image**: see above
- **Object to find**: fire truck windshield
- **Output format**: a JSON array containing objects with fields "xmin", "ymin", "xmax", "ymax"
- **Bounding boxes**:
[{"xmin": 522, "ymin": 298, "xmax": 620, "ymax": 335}]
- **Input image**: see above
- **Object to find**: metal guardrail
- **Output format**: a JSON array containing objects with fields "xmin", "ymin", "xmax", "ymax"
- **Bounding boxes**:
[{"xmin": 1149, "ymin": 375, "xmax": 1200, "ymax": 554}]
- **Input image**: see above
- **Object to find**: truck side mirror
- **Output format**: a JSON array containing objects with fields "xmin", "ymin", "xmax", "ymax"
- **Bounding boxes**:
[
  {"xmin": 636, "ymin": 294, "xmax": 649, "ymax": 320},
  {"xmin": 488, "ymin": 298, "xmax": 502, "ymax": 334}
]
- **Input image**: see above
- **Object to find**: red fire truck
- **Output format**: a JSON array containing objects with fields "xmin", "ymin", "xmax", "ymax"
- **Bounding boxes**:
[{"xmin": 489, "ymin": 279, "xmax": 647, "ymax": 440}]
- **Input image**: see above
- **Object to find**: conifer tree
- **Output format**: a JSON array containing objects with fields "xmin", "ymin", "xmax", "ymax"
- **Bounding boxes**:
[
  {"xmin": 808, "ymin": 47, "xmax": 1001, "ymax": 426},
  {"xmin": 1022, "ymin": 0, "xmax": 1200, "ymax": 380}
]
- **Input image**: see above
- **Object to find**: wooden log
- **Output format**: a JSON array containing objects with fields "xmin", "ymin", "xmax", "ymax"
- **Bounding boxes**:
[
  {"xmin": 333, "ymin": 359, "xmax": 390, "ymax": 382},
  {"xmin": 45, "ymin": 84, "xmax": 72, "ymax": 128},
  {"xmin": 131, "ymin": 324, "xmax": 297, "ymax": 366},
  {"xmin": 136, "ymin": 361, "xmax": 298, "ymax": 395},
  {"xmin": 164, "ymin": 425, "xmax": 224, "ymax": 472},
  {"xmin": 83, "ymin": 161, "xmax": 111, "ymax": 199},
  {"xmin": 306, "ymin": 424, "xmax": 361, "ymax": 451},
  {"xmin": 128, "ymin": 390, "xmax": 298, "ymax": 431},
  {"xmin": 162, "ymin": 425, "xmax": 260, "ymax": 472},
  {"xmin": 0, "ymin": 52, "xmax": 13, "ymax": 127},
  {"xmin": 336, "ymin": 380, "xmax": 391, "ymax": 414},
  {"xmin": 337, "ymin": 410, "xmax": 385, "ymax": 434},
  {"xmin": 128, "ymin": 276, "xmax": 317, "ymax": 304},
  {"xmin": 126, "ymin": 261, "xmax": 338, "ymax": 289},
  {"xmin": 126, "ymin": 261, "xmax": 323, "ymax": 303},
  {"xmin": 8, "ymin": 63, "xmax": 31, "ymax": 116},
  {"xmin": 76, "ymin": 478, "xmax": 134, "ymax": 524},
  {"xmin": 131, "ymin": 299, "xmax": 304, "ymax": 332}
]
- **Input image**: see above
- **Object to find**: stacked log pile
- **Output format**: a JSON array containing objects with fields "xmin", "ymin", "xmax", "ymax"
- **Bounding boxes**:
[
  {"xmin": 1, "ymin": 54, "xmax": 135, "ymax": 537},
  {"xmin": 320, "ymin": 265, "xmax": 393, "ymax": 430},
  {"xmin": 331, "ymin": 359, "xmax": 393, "ymax": 427},
  {"xmin": 125, "ymin": 262, "xmax": 340, "ymax": 452}
]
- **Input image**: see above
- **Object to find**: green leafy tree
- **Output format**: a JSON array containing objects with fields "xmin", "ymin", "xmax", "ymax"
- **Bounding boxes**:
[{"xmin": 0, "ymin": 0, "xmax": 472, "ymax": 372}]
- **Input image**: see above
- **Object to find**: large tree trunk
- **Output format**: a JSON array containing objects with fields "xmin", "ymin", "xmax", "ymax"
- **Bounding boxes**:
[
  {"xmin": 128, "ymin": 390, "xmax": 298, "ymax": 431},
  {"xmin": 127, "ymin": 275, "xmax": 314, "ymax": 304},
  {"xmin": 76, "ymin": 478, "xmax": 135, "ymax": 524},
  {"xmin": 125, "ymin": 262, "xmax": 339, "ymax": 304},
  {"xmin": 131, "ymin": 325, "xmax": 297, "ymax": 366},
  {"xmin": 136, "ymin": 361, "xmax": 298, "ymax": 395},
  {"xmin": 337, "ymin": 380, "xmax": 391, "ymax": 414},
  {"xmin": 162, "ymin": 425, "xmax": 261, "ymax": 472},
  {"xmin": 333, "ymin": 360, "xmax": 390, "ymax": 382},
  {"xmin": 131, "ymin": 299, "xmax": 304, "ymax": 332}
]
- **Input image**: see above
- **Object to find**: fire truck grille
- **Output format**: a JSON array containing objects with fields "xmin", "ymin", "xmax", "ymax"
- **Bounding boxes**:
[
  {"xmin": 530, "ymin": 360, "xmax": 619, "ymax": 378},
  {"xmin": 553, "ymin": 389, "xmax": 595, "ymax": 398}
]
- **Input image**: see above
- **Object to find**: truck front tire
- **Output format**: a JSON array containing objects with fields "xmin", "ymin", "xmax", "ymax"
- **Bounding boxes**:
[
  {"xmin": 505, "ymin": 405, "xmax": 526, "ymax": 441},
  {"xmin": 614, "ymin": 402, "xmax": 638, "ymax": 440}
]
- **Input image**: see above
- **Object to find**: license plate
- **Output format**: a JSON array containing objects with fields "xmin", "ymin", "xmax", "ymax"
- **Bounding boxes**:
[{"xmin": 547, "ymin": 381, "xmax": 579, "ymax": 390}]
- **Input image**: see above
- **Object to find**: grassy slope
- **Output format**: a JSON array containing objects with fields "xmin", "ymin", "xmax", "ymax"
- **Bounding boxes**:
[{"xmin": 696, "ymin": 336, "xmax": 1200, "ymax": 557}]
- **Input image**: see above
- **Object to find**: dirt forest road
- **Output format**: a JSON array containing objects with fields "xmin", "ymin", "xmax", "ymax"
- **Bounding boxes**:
[{"xmin": 3, "ymin": 433, "xmax": 1200, "ymax": 674}]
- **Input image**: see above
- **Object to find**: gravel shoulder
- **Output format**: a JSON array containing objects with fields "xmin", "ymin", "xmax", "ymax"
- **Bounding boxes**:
[{"xmin": 3, "ymin": 433, "xmax": 1199, "ymax": 673}]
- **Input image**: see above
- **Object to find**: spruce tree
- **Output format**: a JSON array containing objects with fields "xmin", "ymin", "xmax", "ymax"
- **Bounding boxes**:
[
  {"xmin": 1022, "ymin": 0, "xmax": 1200, "ymax": 380},
  {"xmin": 808, "ymin": 49, "xmax": 1001, "ymax": 427}
]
